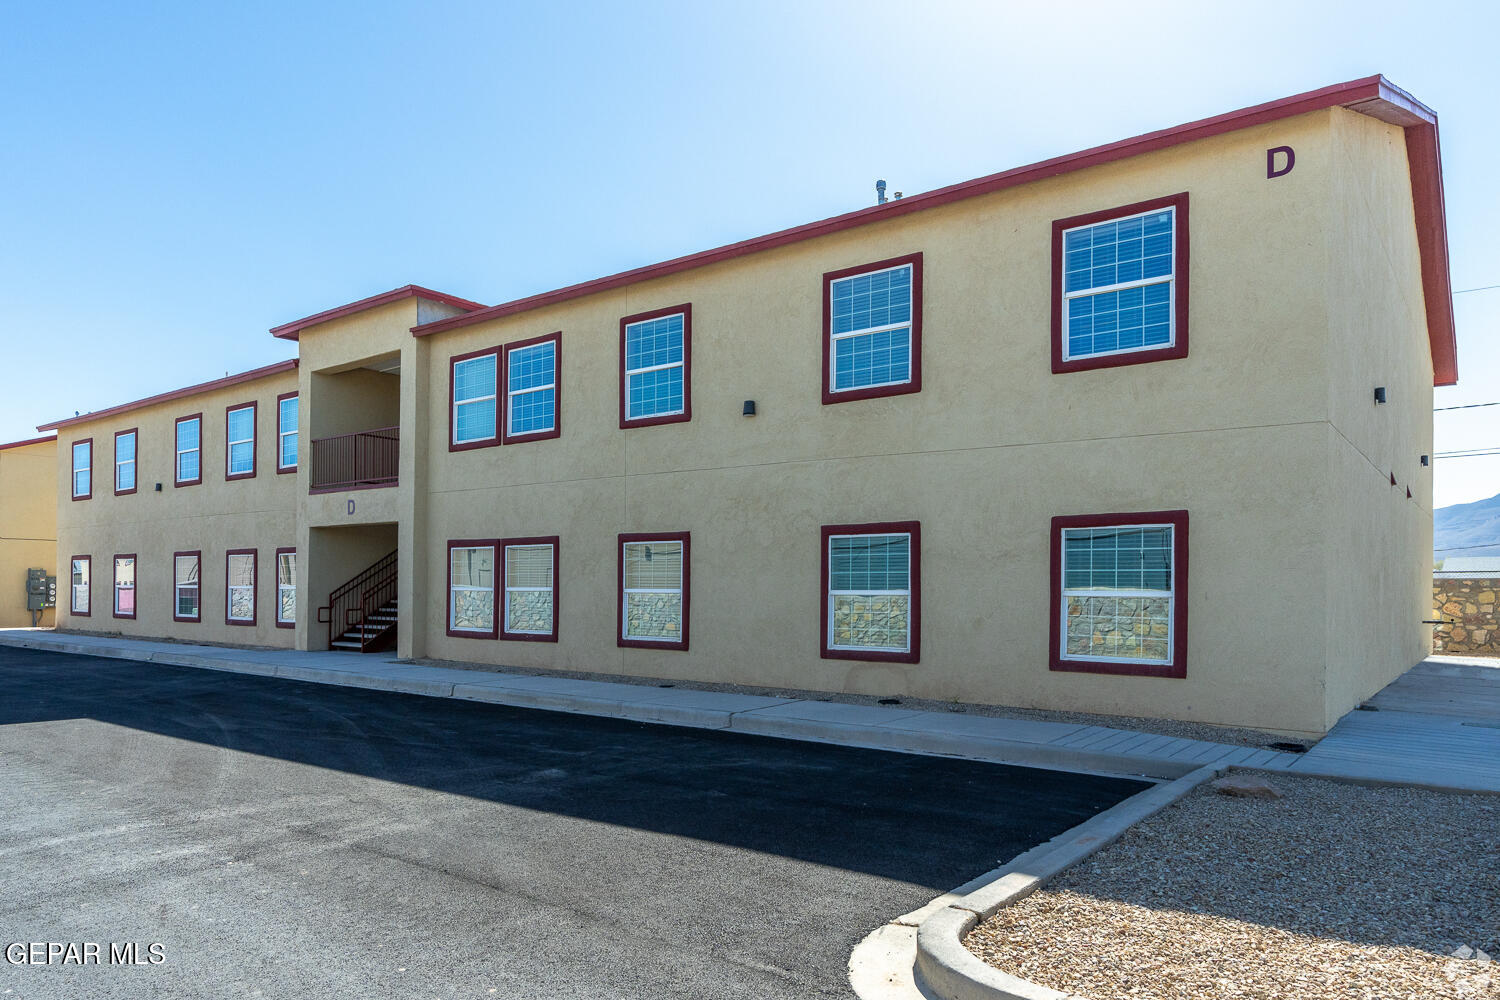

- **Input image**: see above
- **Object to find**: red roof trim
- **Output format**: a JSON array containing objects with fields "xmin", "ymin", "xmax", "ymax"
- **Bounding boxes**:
[
  {"xmin": 408, "ymin": 75, "xmax": 1455, "ymax": 387},
  {"xmin": 0, "ymin": 434, "xmax": 57, "ymax": 453},
  {"xmin": 37, "ymin": 360, "xmax": 299, "ymax": 432},
  {"xmin": 271, "ymin": 284, "xmax": 486, "ymax": 340}
]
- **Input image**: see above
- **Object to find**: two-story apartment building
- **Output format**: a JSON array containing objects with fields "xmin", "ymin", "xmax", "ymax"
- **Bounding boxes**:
[{"xmin": 39, "ymin": 76, "xmax": 1457, "ymax": 736}]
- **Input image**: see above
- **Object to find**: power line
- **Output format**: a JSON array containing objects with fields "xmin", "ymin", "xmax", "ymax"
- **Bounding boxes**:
[
  {"xmin": 1455, "ymin": 283, "xmax": 1500, "ymax": 294},
  {"xmin": 1435, "ymin": 401, "xmax": 1500, "ymax": 412},
  {"xmin": 1433, "ymin": 448, "xmax": 1500, "ymax": 459},
  {"xmin": 1436, "ymin": 543, "xmax": 1500, "ymax": 552}
]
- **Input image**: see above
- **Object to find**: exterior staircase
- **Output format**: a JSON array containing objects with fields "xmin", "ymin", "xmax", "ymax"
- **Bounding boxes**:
[{"xmin": 319, "ymin": 550, "xmax": 398, "ymax": 653}]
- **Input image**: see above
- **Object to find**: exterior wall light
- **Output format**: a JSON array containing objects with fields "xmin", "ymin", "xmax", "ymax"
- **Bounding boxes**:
[
  {"xmin": 1374, "ymin": 386, "xmax": 1387, "ymax": 404},
  {"xmin": 742, "ymin": 400, "xmax": 757, "ymax": 417}
]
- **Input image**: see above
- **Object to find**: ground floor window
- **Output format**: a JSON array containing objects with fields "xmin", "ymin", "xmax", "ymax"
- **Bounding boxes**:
[
  {"xmin": 70, "ymin": 556, "xmax": 90, "ymax": 615},
  {"xmin": 821, "ymin": 522, "xmax": 920, "ymax": 663},
  {"xmin": 502, "ymin": 538, "xmax": 558, "ymax": 641},
  {"xmin": 618, "ymin": 533, "xmax": 688, "ymax": 649},
  {"xmin": 113, "ymin": 555, "xmax": 136, "ymax": 619},
  {"xmin": 448, "ymin": 541, "xmax": 496, "ymax": 637},
  {"xmin": 1051, "ymin": 510, "xmax": 1188, "ymax": 678},
  {"xmin": 226, "ymin": 549, "xmax": 257, "ymax": 625},
  {"xmin": 276, "ymin": 549, "xmax": 296, "ymax": 627},
  {"xmin": 174, "ymin": 551, "xmax": 200, "ymax": 622}
]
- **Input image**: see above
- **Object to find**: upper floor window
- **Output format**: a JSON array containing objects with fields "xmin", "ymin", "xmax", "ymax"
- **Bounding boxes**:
[
  {"xmin": 1050, "ymin": 510, "xmax": 1188, "ymax": 678},
  {"xmin": 114, "ymin": 429, "xmax": 137, "ymax": 495},
  {"xmin": 71, "ymin": 439, "xmax": 92, "ymax": 500},
  {"xmin": 226, "ymin": 403, "xmax": 257, "ymax": 480},
  {"xmin": 823, "ymin": 254, "xmax": 923, "ymax": 404},
  {"xmin": 1052, "ymin": 193, "xmax": 1188, "ymax": 373},
  {"xmin": 451, "ymin": 349, "xmax": 499, "ymax": 449},
  {"xmin": 620, "ymin": 305, "xmax": 691, "ymax": 427},
  {"xmin": 504, "ymin": 332, "xmax": 561, "ymax": 444},
  {"xmin": 175, "ymin": 414, "xmax": 202, "ymax": 487},
  {"xmin": 821, "ymin": 522, "xmax": 920, "ymax": 663},
  {"xmin": 277, "ymin": 393, "xmax": 299, "ymax": 472}
]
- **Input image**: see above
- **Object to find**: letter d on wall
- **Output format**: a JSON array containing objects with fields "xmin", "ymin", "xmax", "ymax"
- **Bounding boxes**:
[
  {"xmin": 347, "ymin": 499, "xmax": 356, "ymax": 516},
  {"xmin": 1267, "ymin": 145, "xmax": 1295, "ymax": 178}
]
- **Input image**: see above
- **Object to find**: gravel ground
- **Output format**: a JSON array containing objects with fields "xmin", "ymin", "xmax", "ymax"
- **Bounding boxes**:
[
  {"xmin": 410, "ymin": 656, "xmax": 1312, "ymax": 750},
  {"xmin": 965, "ymin": 776, "xmax": 1500, "ymax": 999}
]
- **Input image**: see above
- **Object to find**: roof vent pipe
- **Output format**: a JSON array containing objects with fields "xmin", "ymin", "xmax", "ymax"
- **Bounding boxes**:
[{"xmin": 875, "ymin": 179, "xmax": 887, "ymax": 205}]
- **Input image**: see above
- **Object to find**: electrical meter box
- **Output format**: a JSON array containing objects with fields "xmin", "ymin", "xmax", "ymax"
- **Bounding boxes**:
[{"xmin": 26, "ymin": 568, "xmax": 56, "ymax": 611}]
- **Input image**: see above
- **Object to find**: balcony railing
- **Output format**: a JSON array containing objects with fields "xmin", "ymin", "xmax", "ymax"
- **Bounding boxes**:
[{"xmin": 310, "ymin": 426, "xmax": 399, "ymax": 493}]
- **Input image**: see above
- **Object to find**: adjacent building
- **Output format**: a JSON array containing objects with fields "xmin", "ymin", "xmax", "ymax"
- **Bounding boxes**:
[
  {"xmin": 37, "ymin": 76, "xmax": 1457, "ymax": 735},
  {"xmin": 0, "ymin": 435, "xmax": 58, "ymax": 627}
]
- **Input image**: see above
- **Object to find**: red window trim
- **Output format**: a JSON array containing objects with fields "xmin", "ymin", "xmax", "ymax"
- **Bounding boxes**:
[
  {"xmin": 448, "ymin": 345, "xmax": 502, "ymax": 452},
  {"xmin": 1049, "ymin": 509, "xmax": 1189, "ymax": 679},
  {"xmin": 501, "ymin": 331, "xmax": 563, "ymax": 445},
  {"xmin": 70, "ymin": 437, "xmax": 93, "ymax": 501},
  {"xmin": 69, "ymin": 554, "xmax": 91, "ymax": 617},
  {"xmin": 172, "ymin": 549, "xmax": 202, "ymax": 623},
  {"xmin": 618, "ymin": 304, "xmax": 692, "ymax": 429},
  {"xmin": 275, "ymin": 390, "xmax": 299, "ymax": 474},
  {"xmin": 274, "ymin": 546, "xmax": 297, "ymax": 628},
  {"xmin": 819, "ymin": 521, "xmax": 921, "ymax": 664},
  {"xmin": 174, "ymin": 413, "xmax": 203, "ymax": 488},
  {"xmin": 617, "ymin": 531, "xmax": 690, "ymax": 650},
  {"xmin": 225, "ymin": 547, "xmax": 258, "ymax": 627},
  {"xmin": 224, "ymin": 400, "xmax": 258, "ymax": 481},
  {"xmin": 498, "ymin": 535, "xmax": 560, "ymax": 642},
  {"xmin": 1051, "ymin": 193, "xmax": 1190, "ymax": 374},
  {"xmin": 446, "ymin": 538, "xmax": 500, "ymax": 639},
  {"xmin": 112, "ymin": 553, "xmax": 137, "ymax": 620},
  {"xmin": 113, "ymin": 427, "xmax": 138, "ymax": 496},
  {"xmin": 821, "ymin": 253, "xmax": 924, "ymax": 405}
]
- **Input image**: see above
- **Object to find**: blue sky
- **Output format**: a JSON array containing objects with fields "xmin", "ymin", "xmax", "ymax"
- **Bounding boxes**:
[{"xmin": 2, "ymin": 0, "xmax": 1495, "ymax": 507}]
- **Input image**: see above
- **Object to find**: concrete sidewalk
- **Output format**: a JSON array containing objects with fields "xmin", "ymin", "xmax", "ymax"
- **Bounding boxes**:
[{"xmin": 4, "ymin": 629, "xmax": 1495, "ymax": 791}]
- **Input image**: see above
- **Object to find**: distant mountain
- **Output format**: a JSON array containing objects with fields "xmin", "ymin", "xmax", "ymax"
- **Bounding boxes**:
[{"xmin": 1435, "ymin": 492, "xmax": 1500, "ymax": 562}]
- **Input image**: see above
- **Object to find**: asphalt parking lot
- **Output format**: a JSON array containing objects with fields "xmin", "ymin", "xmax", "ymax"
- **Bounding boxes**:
[{"xmin": 0, "ymin": 648, "xmax": 1148, "ymax": 998}]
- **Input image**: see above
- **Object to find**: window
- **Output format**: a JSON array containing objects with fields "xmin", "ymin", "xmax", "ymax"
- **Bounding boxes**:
[
  {"xmin": 226, "ymin": 402, "xmax": 257, "ymax": 480},
  {"xmin": 447, "ymin": 541, "xmax": 497, "ymax": 637},
  {"xmin": 69, "ymin": 556, "xmax": 90, "ymax": 616},
  {"xmin": 173, "ymin": 551, "xmax": 201, "ymax": 623},
  {"xmin": 277, "ymin": 392, "xmax": 299, "ymax": 473},
  {"xmin": 503, "ymin": 332, "xmax": 561, "ymax": 444},
  {"xmin": 175, "ymin": 414, "xmax": 202, "ymax": 486},
  {"xmin": 501, "ymin": 537, "xmax": 558, "ymax": 641},
  {"xmin": 618, "ymin": 532, "xmax": 689, "ymax": 649},
  {"xmin": 114, "ymin": 429, "xmax": 137, "ymax": 495},
  {"xmin": 620, "ymin": 305, "xmax": 691, "ymax": 427},
  {"xmin": 226, "ymin": 549, "xmax": 256, "ymax": 625},
  {"xmin": 821, "ymin": 522, "xmax": 920, "ymax": 663},
  {"xmin": 823, "ymin": 254, "xmax": 923, "ymax": 404},
  {"xmin": 451, "ymin": 349, "xmax": 499, "ymax": 449},
  {"xmin": 275, "ymin": 548, "xmax": 296, "ymax": 627},
  {"xmin": 1052, "ymin": 193, "xmax": 1188, "ymax": 373},
  {"xmin": 1050, "ymin": 510, "xmax": 1188, "ymax": 678},
  {"xmin": 113, "ymin": 555, "xmax": 136, "ymax": 620},
  {"xmin": 71, "ymin": 439, "xmax": 92, "ymax": 500}
]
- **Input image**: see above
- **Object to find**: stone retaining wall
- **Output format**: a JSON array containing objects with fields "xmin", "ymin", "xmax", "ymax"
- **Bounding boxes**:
[{"xmin": 1432, "ymin": 578, "xmax": 1500, "ymax": 657}]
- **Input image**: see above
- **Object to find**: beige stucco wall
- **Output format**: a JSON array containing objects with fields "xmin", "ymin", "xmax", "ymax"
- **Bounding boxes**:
[
  {"xmin": 54, "ymin": 369, "xmax": 300, "ymax": 646},
  {"xmin": 0, "ymin": 438, "xmax": 58, "ymax": 627}
]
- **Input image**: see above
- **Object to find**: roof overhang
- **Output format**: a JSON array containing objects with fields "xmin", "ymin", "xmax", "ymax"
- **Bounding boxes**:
[
  {"xmin": 38, "ymin": 359, "xmax": 299, "ymax": 433},
  {"xmin": 408, "ymin": 75, "xmax": 1456, "ymax": 387},
  {"xmin": 0, "ymin": 434, "xmax": 57, "ymax": 452},
  {"xmin": 270, "ymin": 284, "xmax": 487, "ymax": 341}
]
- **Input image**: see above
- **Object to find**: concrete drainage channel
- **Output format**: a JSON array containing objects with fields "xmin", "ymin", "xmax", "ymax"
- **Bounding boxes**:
[{"xmin": 849, "ymin": 764, "xmax": 1227, "ymax": 1000}]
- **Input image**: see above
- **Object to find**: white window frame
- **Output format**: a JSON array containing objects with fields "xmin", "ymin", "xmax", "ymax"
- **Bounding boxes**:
[
  {"xmin": 452, "ymin": 353, "xmax": 498, "ymax": 446},
  {"xmin": 176, "ymin": 416, "xmax": 201, "ymax": 485},
  {"xmin": 827, "ymin": 263, "xmax": 915, "ymax": 394},
  {"xmin": 620, "ymin": 539, "xmax": 683, "ymax": 642},
  {"xmin": 503, "ymin": 543, "xmax": 555, "ymax": 636},
  {"xmin": 277, "ymin": 395, "xmax": 298, "ymax": 471},
  {"xmin": 448, "ymin": 544, "xmax": 496, "ymax": 634},
  {"xmin": 70, "ymin": 557, "xmax": 90, "ymax": 614},
  {"xmin": 115, "ymin": 431, "xmax": 136, "ymax": 492},
  {"xmin": 1059, "ymin": 523, "xmax": 1176, "ymax": 667},
  {"xmin": 113, "ymin": 556, "xmax": 135, "ymax": 617},
  {"xmin": 1060, "ymin": 206, "xmax": 1177, "ymax": 363},
  {"xmin": 174, "ymin": 553, "xmax": 200, "ymax": 622},
  {"xmin": 226, "ymin": 405, "xmax": 256, "ymax": 477},
  {"xmin": 71, "ymin": 441, "xmax": 91, "ymax": 499},
  {"xmin": 506, "ymin": 342, "xmax": 557, "ymax": 438},
  {"xmin": 826, "ymin": 531, "xmax": 913, "ymax": 654},
  {"xmin": 226, "ymin": 551, "xmax": 256, "ymax": 623},
  {"xmin": 276, "ymin": 550, "xmax": 296, "ymax": 625},
  {"xmin": 623, "ymin": 314, "xmax": 686, "ymax": 421}
]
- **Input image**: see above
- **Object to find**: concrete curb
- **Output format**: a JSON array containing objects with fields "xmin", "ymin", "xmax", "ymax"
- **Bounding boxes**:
[{"xmin": 910, "ymin": 764, "xmax": 1226, "ymax": 1000}]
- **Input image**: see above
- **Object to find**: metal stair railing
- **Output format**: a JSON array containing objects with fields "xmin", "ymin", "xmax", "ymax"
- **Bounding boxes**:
[{"xmin": 317, "ymin": 550, "xmax": 397, "ymax": 650}]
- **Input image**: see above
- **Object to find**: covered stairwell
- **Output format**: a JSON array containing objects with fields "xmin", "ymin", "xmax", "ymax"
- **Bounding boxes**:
[{"xmin": 319, "ymin": 550, "xmax": 398, "ymax": 653}]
